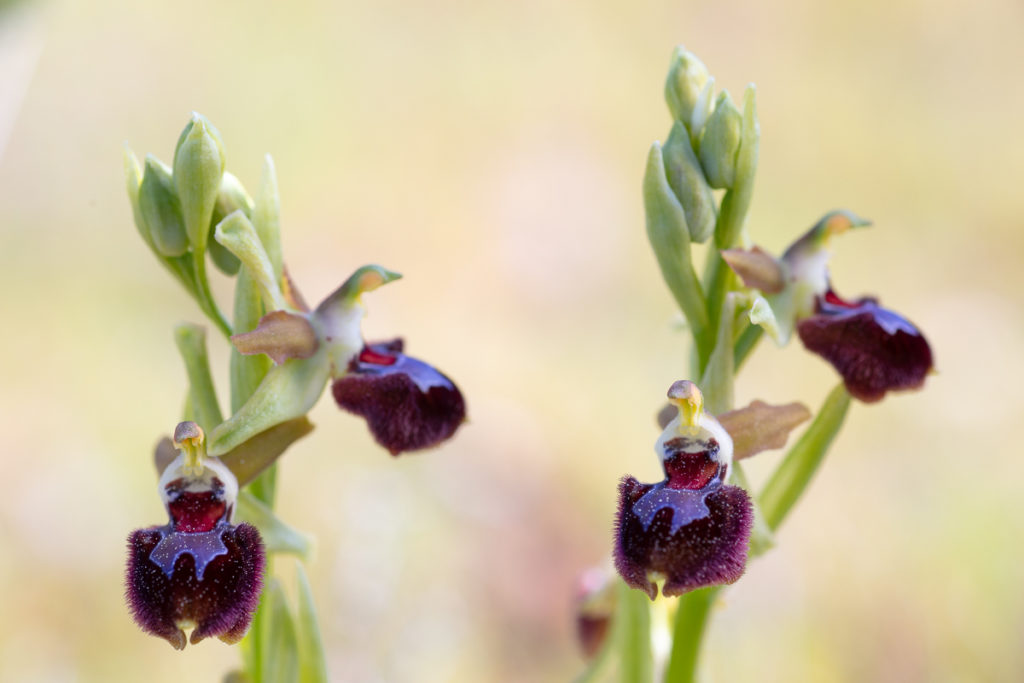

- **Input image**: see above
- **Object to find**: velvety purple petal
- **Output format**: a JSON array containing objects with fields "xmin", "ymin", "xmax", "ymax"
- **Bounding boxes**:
[
  {"xmin": 332, "ymin": 340, "xmax": 466, "ymax": 455},
  {"xmin": 126, "ymin": 522, "xmax": 264, "ymax": 649},
  {"xmin": 797, "ymin": 293, "xmax": 933, "ymax": 403},
  {"xmin": 614, "ymin": 477, "xmax": 752, "ymax": 599}
]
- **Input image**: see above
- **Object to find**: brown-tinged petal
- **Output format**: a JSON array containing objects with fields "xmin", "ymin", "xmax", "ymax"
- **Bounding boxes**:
[
  {"xmin": 230, "ymin": 310, "xmax": 319, "ymax": 365},
  {"xmin": 721, "ymin": 246, "xmax": 785, "ymax": 294},
  {"xmin": 218, "ymin": 416, "xmax": 314, "ymax": 487},
  {"xmin": 797, "ymin": 291, "xmax": 933, "ymax": 403},
  {"xmin": 717, "ymin": 400, "xmax": 812, "ymax": 460}
]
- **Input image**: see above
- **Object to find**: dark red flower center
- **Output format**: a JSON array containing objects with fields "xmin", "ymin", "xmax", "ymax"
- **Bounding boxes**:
[
  {"xmin": 165, "ymin": 478, "xmax": 229, "ymax": 533},
  {"xmin": 662, "ymin": 438, "xmax": 722, "ymax": 490},
  {"xmin": 358, "ymin": 346, "xmax": 399, "ymax": 366}
]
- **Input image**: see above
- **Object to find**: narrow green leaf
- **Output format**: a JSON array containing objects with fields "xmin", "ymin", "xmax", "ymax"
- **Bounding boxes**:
[
  {"xmin": 760, "ymin": 384, "xmax": 852, "ymax": 530},
  {"xmin": 173, "ymin": 323, "xmax": 224, "ymax": 434},
  {"xmin": 295, "ymin": 563, "xmax": 329, "ymax": 683}
]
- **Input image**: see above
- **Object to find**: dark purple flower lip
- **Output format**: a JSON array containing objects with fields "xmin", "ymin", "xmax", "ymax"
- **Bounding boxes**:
[
  {"xmin": 797, "ymin": 289, "xmax": 933, "ymax": 403},
  {"xmin": 615, "ymin": 439, "xmax": 751, "ymax": 599},
  {"xmin": 331, "ymin": 339, "xmax": 466, "ymax": 456},
  {"xmin": 126, "ymin": 522, "xmax": 264, "ymax": 650}
]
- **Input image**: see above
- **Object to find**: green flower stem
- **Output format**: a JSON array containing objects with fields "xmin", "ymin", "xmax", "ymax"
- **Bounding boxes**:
[
  {"xmin": 615, "ymin": 579, "xmax": 654, "ymax": 683},
  {"xmin": 173, "ymin": 323, "xmax": 224, "ymax": 434},
  {"xmin": 192, "ymin": 250, "xmax": 233, "ymax": 338},
  {"xmin": 663, "ymin": 587, "xmax": 718, "ymax": 683},
  {"xmin": 732, "ymin": 324, "xmax": 763, "ymax": 371},
  {"xmin": 760, "ymin": 383, "xmax": 851, "ymax": 531}
]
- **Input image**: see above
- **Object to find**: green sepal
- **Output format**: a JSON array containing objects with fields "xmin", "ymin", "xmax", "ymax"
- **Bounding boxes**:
[
  {"xmin": 664, "ymin": 46, "xmax": 710, "ymax": 131},
  {"xmin": 236, "ymin": 491, "xmax": 312, "ymax": 559},
  {"xmin": 207, "ymin": 349, "xmax": 330, "ymax": 457},
  {"xmin": 173, "ymin": 323, "xmax": 224, "ymax": 434},
  {"xmin": 714, "ymin": 85, "xmax": 759, "ymax": 249},
  {"xmin": 642, "ymin": 142, "xmax": 711, "ymax": 360},
  {"xmin": 315, "ymin": 264, "xmax": 403, "ymax": 312},
  {"xmin": 253, "ymin": 155, "xmax": 283, "ymax": 282},
  {"xmin": 663, "ymin": 122, "xmax": 716, "ymax": 244},
  {"xmin": 698, "ymin": 91, "xmax": 743, "ymax": 189},
  {"xmin": 208, "ymin": 172, "xmax": 254, "ymax": 276},
  {"xmin": 140, "ymin": 155, "xmax": 189, "ymax": 257},
  {"xmin": 759, "ymin": 384, "xmax": 852, "ymax": 531},
  {"xmin": 219, "ymin": 416, "xmax": 314, "ymax": 486},
  {"xmin": 216, "ymin": 211, "xmax": 288, "ymax": 312},
  {"xmin": 259, "ymin": 579, "xmax": 299, "ymax": 683},
  {"xmin": 173, "ymin": 112, "xmax": 225, "ymax": 253},
  {"xmin": 295, "ymin": 563, "xmax": 329, "ymax": 683}
]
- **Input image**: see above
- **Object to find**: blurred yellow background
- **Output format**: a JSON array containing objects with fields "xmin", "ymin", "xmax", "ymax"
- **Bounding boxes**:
[{"xmin": 1, "ymin": 0, "xmax": 1022, "ymax": 680}]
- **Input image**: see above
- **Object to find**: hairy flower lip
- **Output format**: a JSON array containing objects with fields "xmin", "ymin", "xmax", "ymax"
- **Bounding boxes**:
[
  {"xmin": 126, "ymin": 522, "xmax": 264, "ymax": 650},
  {"xmin": 615, "ymin": 476, "xmax": 752, "ymax": 599},
  {"xmin": 331, "ymin": 339, "xmax": 466, "ymax": 456},
  {"xmin": 797, "ymin": 290, "xmax": 933, "ymax": 403}
]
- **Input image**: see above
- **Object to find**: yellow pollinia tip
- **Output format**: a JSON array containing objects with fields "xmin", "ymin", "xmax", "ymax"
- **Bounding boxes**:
[
  {"xmin": 667, "ymin": 380, "xmax": 704, "ymax": 434},
  {"xmin": 173, "ymin": 421, "xmax": 206, "ymax": 475}
]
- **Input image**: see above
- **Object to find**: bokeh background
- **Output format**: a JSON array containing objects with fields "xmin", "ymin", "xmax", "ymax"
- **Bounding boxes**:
[{"xmin": 1, "ymin": 0, "xmax": 1022, "ymax": 680}]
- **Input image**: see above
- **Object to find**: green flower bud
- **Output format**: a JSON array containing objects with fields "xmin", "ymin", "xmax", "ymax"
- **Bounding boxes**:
[
  {"xmin": 662, "ymin": 122, "xmax": 716, "ymax": 243},
  {"xmin": 664, "ymin": 47, "xmax": 710, "ymax": 129},
  {"xmin": 643, "ymin": 142, "xmax": 710, "ymax": 347},
  {"xmin": 699, "ymin": 91, "xmax": 743, "ymax": 189},
  {"xmin": 139, "ymin": 155, "xmax": 188, "ymax": 257},
  {"xmin": 208, "ymin": 173, "xmax": 254, "ymax": 276},
  {"xmin": 173, "ymin": 112, "xmax": 225, "ymax": 253}
]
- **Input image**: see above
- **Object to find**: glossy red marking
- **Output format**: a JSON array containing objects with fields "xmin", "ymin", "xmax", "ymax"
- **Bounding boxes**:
[
  {"xmin": 358, "ymin": 346, "xmax": 398, "ymax": 366},
  {"xmin": 663, "ymin": 453, "xmax": 720, "ymax": 490},
  {"xmin": 168, "ymin": 492, "xmax": 227, "ymax": 533},
  {"xmin": 823, "ymin": 290, "xmax": 860, "ymax": 308}
]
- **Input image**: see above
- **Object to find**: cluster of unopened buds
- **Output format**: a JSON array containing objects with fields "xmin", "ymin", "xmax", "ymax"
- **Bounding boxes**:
[
  {"xmin": 574, "ymin": 47, "xmax": 934, "ymax": 677},
  {"xmin": 121, "ymin": 114, "xmax": 465, "ymax": 660}
]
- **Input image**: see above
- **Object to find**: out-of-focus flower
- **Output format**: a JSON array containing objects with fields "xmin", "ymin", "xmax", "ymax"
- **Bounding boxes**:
[
  {"xmin": 723, "ymin": 211, "xmax": 934, "ymax": 402},
  {"xmin": 126, "ymin": 422, "xmax": 265, "ymax": 650},
  {"xmin": 574, "ymin": 567, "xmax": 616, "ymax": 659},
  {"xmin": 796, "ymin": 290, "xmax": 933, "ymax": 402},
  {"xmin": 615, "ymin": 381, "xmax": 752, "ymax": 599},
  {"xmin": 332, "ymin": 339, "xmax": 465, "ymax": 455},
  {"xmin": 205, "ymin": 247, "xmax": 466, "ymax": 457}
]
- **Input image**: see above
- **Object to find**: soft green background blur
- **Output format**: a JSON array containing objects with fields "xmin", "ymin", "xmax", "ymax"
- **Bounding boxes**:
[{"xmin": 1, "ymin": 0, "xmax": 1022, "ymax": 681}]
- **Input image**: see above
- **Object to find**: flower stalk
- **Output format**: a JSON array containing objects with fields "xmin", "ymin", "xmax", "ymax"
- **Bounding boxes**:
[
  {"xmin": 123, "ymin": 114, "xmax": 466, "ymax": 680},
  {"xmin": 579, "ymin": 46, "xmax": 933, "ymax": 683}
]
